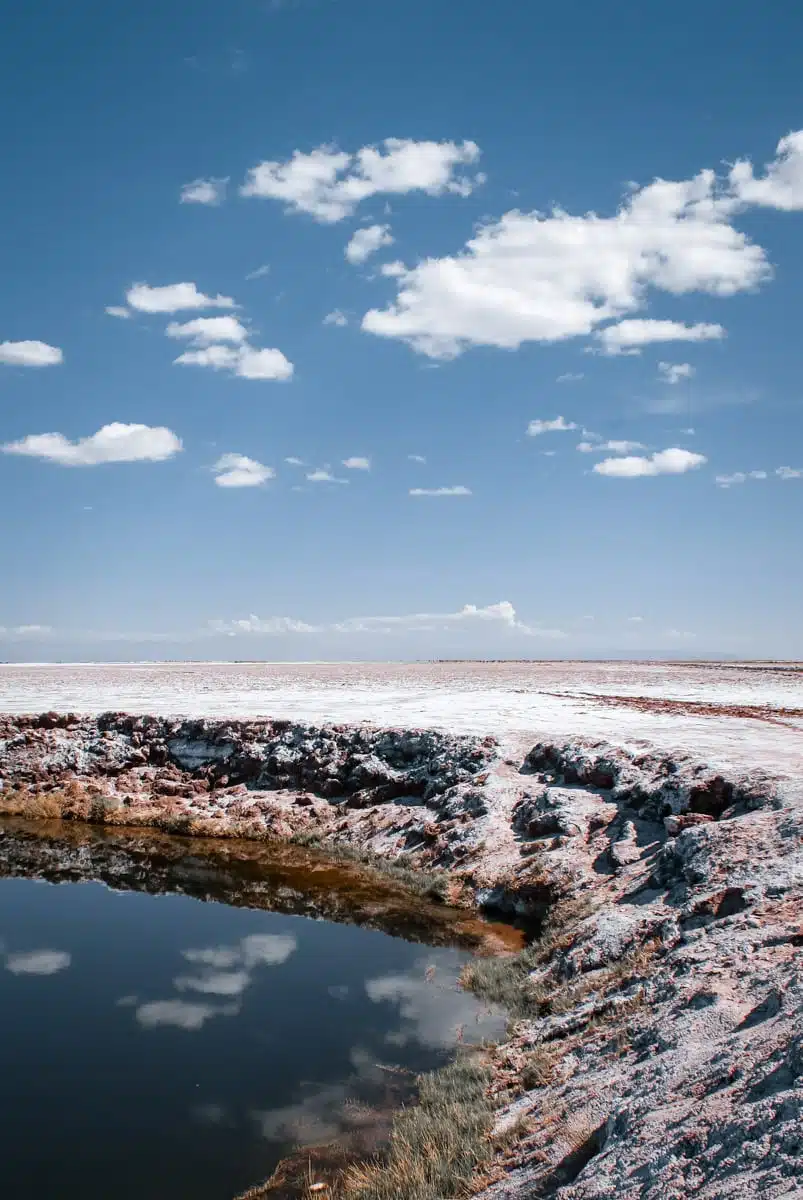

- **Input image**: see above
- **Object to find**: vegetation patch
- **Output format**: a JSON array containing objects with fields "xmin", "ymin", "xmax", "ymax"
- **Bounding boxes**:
[
  {"xmin": 288, "ymin": 832, "xmax": 458, "ymax": 906},
  {"xmin": 338, "ymin": 1054, "xmax": 499, "ymax": 1200}
]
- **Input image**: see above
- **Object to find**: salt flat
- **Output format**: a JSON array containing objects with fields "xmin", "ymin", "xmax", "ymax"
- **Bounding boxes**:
[{"xmin": 1, "ymin": 660, "xmax": 801, "ymax": 780}]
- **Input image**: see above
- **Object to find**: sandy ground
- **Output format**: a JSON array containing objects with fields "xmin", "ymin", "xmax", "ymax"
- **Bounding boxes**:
[{"xmin": 1, "ymin": 660, "xmax": 801, "ymax": 780}]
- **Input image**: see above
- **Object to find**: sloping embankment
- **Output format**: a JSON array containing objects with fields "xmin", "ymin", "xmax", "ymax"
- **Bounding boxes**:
[{"xmin": 1, "ymin": 711, "xmax": 802, "ymax": 1198}]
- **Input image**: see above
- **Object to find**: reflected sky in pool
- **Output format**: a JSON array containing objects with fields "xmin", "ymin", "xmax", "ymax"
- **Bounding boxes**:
[{"xmin": 0, "ymin": 875, "xmax": 504, "ymax": 1198}]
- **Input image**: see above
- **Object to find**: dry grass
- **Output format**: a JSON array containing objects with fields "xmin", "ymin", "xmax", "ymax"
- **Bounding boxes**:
[
  {"xmin": 336, "ymin": 1054, "xmax": 498, "ymax": 1200},
  {"xmin": 460, "ymin": 893, "xmax": 597, "ymax": 1019},
  {"xmin": 289, "ymin": 833, "xmax": 452, "ymax": 905},
  {"xmin": 520, "ymin": 1044, "xmax": 561, "ymax": 1091}
]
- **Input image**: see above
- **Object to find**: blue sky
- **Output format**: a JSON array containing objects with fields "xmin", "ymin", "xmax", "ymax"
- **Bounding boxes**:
[{"xmin": 1, "ymin": 0, "xmax": 802, "ymax": 661}]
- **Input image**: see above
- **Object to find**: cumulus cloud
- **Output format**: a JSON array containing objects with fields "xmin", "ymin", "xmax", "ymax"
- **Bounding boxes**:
[
  {"xmin": 715, "ymin": 470, "xmax": 767, "ymax": 488},
  {"xmin": 364, "ymin": 958, "xmax": 505, "ymax": 1050},
  {"xmin": 597, "ymin": 320, "xmax": 725, "ymax": 355},
  {"xmin": 245, "ymin": 264, "xmax": 271, "ymax": 281},
  {"xmin": 408, "ymin": 454, "xmax": 426, "ymax": 463},
  {"xmin": 409, "ymin": 485, "xmax": 471, "ymax": 496},
  {"xmin": 593, "ymin": 447, "xmax": 707, "ymax": 478},
  {"xmin": 180, "ymin": 176, "xmax": 228, "ymax": 206},
  {"xmin": 577, "ymin": 439, "xmax": 645, "ymax": 453},
  {"xmin": 5, "ymin": 950, "xmax": 71, "ymax": 975},
  {"xmin": 126, "ymin": 282, "xmax": 235, "ymax": 314},
  {"xmin": 284, "ymin": 456, "xmax": 304, "ymax": 466},
  {"xmin": 212, "ymin": 453, "xmax": 274, "ymax": 488},
  {"xmin": 362, "ymin": 159, "xmax": 765, "ymax": 357},
  {"xmin": 729, "ymin": 130, "xmax": 803, "ymax": 210},
  {"xmin": 2, "ymin": 422, "xmax": 182, "ymax": 466},
  {"xmin": 777, "ymin": 466, "xmax": 803, "ymax": 480},
  {"xmin": 240, "ymin": 935, "xmax": 298, "ymax": 967},
  {"xmin": 105, "ymin": 306, "xmax": 131, "ymax": 319},
  {"xmin": 135, "ymin": 999, "xmax": 238, "ymax": 1031},
  {"xmin": 658, "ymin": 361, "xmax": 695, "ymax": 384},
  {"xmin": 240, "ymin": 138, "xmax": 482, "ymax": 222},
  {"xmin": 526, "ymin": 417, "xmax": 577, "ymax": 437},
  {"xmin": 345, "ymin": 223, "xmax": 395, "ymax": 265},
  {"xmin": 306, "ymin": 468, "xmax": 348, "ymax": 483},
  {"xmin": 166, "ymin": 316, "xmax": 249, "ymax": 344},
  {"xmin": 175, "ymin": 343, "xmax": 293, "ymax": 380},
  {"xmin": 323, "ymin": 309, "xmax": 348, "ymax": 326},
  {"xmin": 182, "ymin": 935, "xmax": 296, "ymax": 969},
  {"xmin": 342, "ymin": 456, "xmax": 370, "ymax": 470},
  {"xmin": 0, "ymin": 340, "xmax": 63, "ymax": 367},
  {"xmin": 175, "ymin": 971, "xmax": 250, "ymax": 997}
]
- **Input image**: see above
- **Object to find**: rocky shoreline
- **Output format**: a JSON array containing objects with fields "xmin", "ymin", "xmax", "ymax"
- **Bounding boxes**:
[{"xmin": 1, "ymin": 711, "xmax": 802, "ymax": 1198}]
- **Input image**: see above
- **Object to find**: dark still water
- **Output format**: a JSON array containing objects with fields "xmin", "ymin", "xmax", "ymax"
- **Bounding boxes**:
[{"xmin": 0, "ymin": 872, "xmax": 504, "ymax": 1199}]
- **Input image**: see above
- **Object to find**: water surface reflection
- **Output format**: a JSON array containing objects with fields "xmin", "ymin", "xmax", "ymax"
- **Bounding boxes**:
[{"xmin": 0, "ymin": 864, "xmax": 504, "ymax": 1198}]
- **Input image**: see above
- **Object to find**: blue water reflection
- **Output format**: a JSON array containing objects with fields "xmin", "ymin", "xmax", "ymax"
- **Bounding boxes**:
[{"xmin": 0, "ymin": 875, "xmax": 503, "ymax": 1198}]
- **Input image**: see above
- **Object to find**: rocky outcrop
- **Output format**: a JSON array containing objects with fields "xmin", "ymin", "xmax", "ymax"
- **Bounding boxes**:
[
  {"xmin": 0, "ymin": 711, "xmax": 494, "ymax": 805},
  {"xmin": 1, "ymin": 713, "xmax": 802, "ymax": 1198}
]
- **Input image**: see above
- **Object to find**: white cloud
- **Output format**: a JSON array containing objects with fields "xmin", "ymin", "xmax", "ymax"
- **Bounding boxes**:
[
  {"xmin": 345, "ymin": 223, "xmax": 395, "ymax": 265},
  {"xmin": 166, "ymin": 316, "xmax": 249, "ymax": 344},
  {"xmin": 715, "ymin": 470, "xmax": 767, "ymax": 488},
  {"xmin": 175, "ymin": 971, "xmax": 250, "ymax": 997},
  {"xmin": 409, "ymin": 485, "xmax": 471, "ymax": 496},
  {"xmin": 627, "ymin": 616, "xmax": 644, "ymax": 623},
  {"xmin": 323, "ymin": 309, "xmax": 348, "ymax": 326},
  {"xmin": 180, "ymin": 176, "xmax": 228, "ymax": 206},
  {"xmin": 334, "ymin": 600, "xmax": 563, "ymax": 638},
  {"xmin": 364, "ymin": 962, "xmax": 504, "ymax": 1050},
  {"xmin": 175, "ymin": 344, "xmax": 239, "ymax": 369},
  {"xmin": 175, "ymin": 343, "xmax": 293, "ymax": 380},
  {"xmin": 5, "ymin": 950, "xmax": 71, "ymax": 975},
  {"xmin": 408, "ymin": 454, "xmax": 426, "ymax": 463},
  {"xmin": 208, "ymin": 615, "xmax": 323, "ymax": 635},
  {"xmin": 284, "ymin": 456, "xmax": 304, "ymax": 466},
  {"xmin": 0, "ymin": 340, "xmax": 63, "ymax": 367},
  {"xmin": 212, "ymin": 453, "xmax": 274, "ymax": 488},
  {"xmin": 594, "ymin": 447, "xmax": 707, "ymax": 477},
  {"xmin": 665, "ymin": 628, "xmax": 696, "ymax": 640},
  {"xmin": 342, "ymin": 456, "xmax": 370, "ymax": 470},
  {"xmin": 777, "ymin": 466, "xmax": 803, "ymax": 480},
  {"xmin": 126, "ymin": 282, "xmax": 235, "ymax": 314},
  {"xmin": 208, "ymin": 601, "xmax": 564, "ymax": 639},
  {"xmin": 362, "ymin": 166, "xmax": 763, "ymax": 358},
  {"xmin": 658, "ymin": 361, "xmax": 696, "ymax": 384},
  {"xmin": 245, "ymin": 263, "xmax": 271, "ymax": 280},
  {"xmin": 12, "ymin": 624, "xmax": 53, "ymax": 636},
  {"xmin": 598, "ymin": 320, "xmax": 725, "ymax": 355},
  {"xmin": 2, "ymin": 422, "xmax": 182, "ymax": 466},
  {"xmin": 135, "ymin": 999, "xmax": 236, "ymax": 1030},
  {"xmin": 182, "ymin": 947, "xmax": 240, "ymax": 969},
  {"xmin": 241, "ymin": 138, "xmax": 482, "ymax": 222},
  {"xmin": 526, "ymin": 416, "xmax": 577, "ymax": 437},
  {"xmin": 105, "ymin": 306, "xmax": 131, "ymax": 319},
  {"xmin": 182, "ymin": 935, "xmax": 296, "ymax": 969},
  {"xmin": 577, "ymin": 439, "xmax": 645, "ymax": 453},
  {"xmin": 556, "ymin": 372, "xmax": 584, "ymax": 382},
  {"xmin": 306, "ymin": 468, "xmax": 348, "ymax": 483},
  {"xmin": 238, "ymin": 347, "xmax": 294, "ymax": 380},
  {"xmin": 240, "ymin": 934, "xmax": 297, "ymax": 966},
  {"xmin": 729, "ymin": 131, "xmax": 803, "ymax": 211}
]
